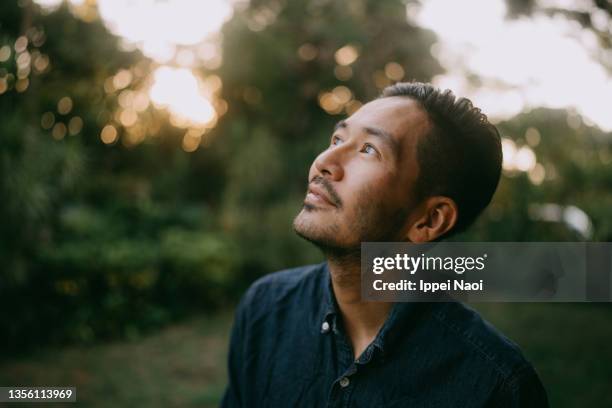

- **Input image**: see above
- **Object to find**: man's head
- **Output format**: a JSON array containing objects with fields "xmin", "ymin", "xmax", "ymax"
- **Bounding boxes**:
[{"xmin": 293, "ymin": 82, "xmax": 502, "ymax": 253}]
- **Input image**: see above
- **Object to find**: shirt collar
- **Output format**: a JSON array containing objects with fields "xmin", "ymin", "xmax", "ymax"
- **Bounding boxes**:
[
  {"xmin": 371, "ymin": 301, "xmax": 428, "ymax": 354},
  {"xmin": 319, "ymin": 261, "xmax": 435, "ymax": 356}
]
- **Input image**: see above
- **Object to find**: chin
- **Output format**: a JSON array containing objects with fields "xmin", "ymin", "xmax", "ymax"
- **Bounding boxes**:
[
  {"xmin": 294, "ymin": 207, "xmax": 330, "ymax": 239},
  {"xmin": 292, "ymin": 207, "xmax": 317, "ymax": 239},
  {"xmin": 292, "ymin": 207, "xmax": 356, "ymax": 253}
]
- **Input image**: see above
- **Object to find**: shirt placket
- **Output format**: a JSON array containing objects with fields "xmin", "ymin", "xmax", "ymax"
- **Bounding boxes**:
[{"xmin": 322, "ymin": 314, "xmax": 361, "ymax": 408}]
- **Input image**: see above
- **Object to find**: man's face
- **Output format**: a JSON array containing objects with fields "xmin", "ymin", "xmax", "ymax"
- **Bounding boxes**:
[{"xmin": 293, "ymin": 96, "xmax": 432, "ymax": 251}]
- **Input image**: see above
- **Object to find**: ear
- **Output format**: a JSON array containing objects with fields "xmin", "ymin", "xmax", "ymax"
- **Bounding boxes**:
[{"xmin": 406, "ymin": 196, "xmax": 458, "ymax": 243}]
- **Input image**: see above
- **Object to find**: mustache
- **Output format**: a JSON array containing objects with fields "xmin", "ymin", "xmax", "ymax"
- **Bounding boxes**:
[{"xmin": 310, "ymin": 175, "xmax": 342, "ymax": 208}]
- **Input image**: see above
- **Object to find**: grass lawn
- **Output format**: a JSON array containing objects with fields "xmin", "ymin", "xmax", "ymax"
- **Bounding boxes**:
[
  {"xmin": 1, "ymin": 304, "xmax": 611, "ymax": 407},
  {"xmin": 0, "ymin": 312, "xmax": 233, "ymax": 408}
]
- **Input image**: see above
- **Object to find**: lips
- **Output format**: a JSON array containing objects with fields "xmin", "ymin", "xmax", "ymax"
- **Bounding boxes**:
[{"xmin": 306, "ymin": 183, "xmax": 337, "ymax": 207}]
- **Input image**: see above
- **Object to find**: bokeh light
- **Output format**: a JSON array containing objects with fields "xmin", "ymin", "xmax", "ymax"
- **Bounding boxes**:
[
  {"xmin": 31, "ymin": 0, "xmax": 233, "ymax": 150},
  {"xmin": 297, "ymin": 43, "xmax": 318, "ymax": 61},
  {"xmin": 502, "ymin": 138, "xmax": 539, "ymax": 175},
  {"xmin": 57, "ymin": 96, "xmax": 73, "ymax": 115},
  {"xmin": 384, "ymin": 62, "xmax": 405, "ymax": 81},
  {"xmin": 68, "ymin": 116, "xmax": 83, "ymax": 135},
  {"xmin": 97, "ymin": 0, "xmax": 233, "ymax": 63},
  {"xmin": 100, "ymin": 124, "xmax": 118, "ymax": 144},
  {"xmin": 0, "ymin": 45, "xmax": 11, "ymax": 62},
  {"xmin": 149, "ymin": 67, "xmax": 217, "ymax": 130},
  {"xmin": 318, "ymin": 86, "xmax": 358, "ymax": 115},
  {"xmin": 334, "ymin": 44, "xmax": 360, "ymax": 66}
]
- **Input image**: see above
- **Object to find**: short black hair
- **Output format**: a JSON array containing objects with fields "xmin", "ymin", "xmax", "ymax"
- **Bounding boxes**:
[{"xmin": 381, "ymin": 82, "xmax": 502, "ymax": 238}]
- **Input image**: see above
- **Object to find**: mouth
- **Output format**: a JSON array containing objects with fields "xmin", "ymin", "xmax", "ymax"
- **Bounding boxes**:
[{"xmin": 305, "ymin": 183, "xmax": 337, "ymax": 208}]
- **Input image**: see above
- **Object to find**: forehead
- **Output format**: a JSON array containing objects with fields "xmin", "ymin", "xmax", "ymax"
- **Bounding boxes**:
[{"xmin": 345, "ymin": 96, "xmax": 431, "ymax": 149}]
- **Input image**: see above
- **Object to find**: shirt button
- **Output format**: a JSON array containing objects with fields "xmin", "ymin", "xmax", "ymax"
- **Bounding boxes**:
[
  {"xmin": 321, "ymin": 321, "xmax": 330, "ymax": 333},
  {"xmin": 339, "ymin": 377, "xmax": 350, "ymax": 388}
]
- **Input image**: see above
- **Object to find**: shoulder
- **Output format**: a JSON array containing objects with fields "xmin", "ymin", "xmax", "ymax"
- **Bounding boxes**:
[
  {"xmin": 237, "ymin": 262, "xmax": 326, "ymax": 320},
  {"xmin": 431, "ymin": 301, "xmax": 534, "ymax": 380},
  {"xmin": 424, "ymin": 302, "xmax": 548, "ymax": 404},
  {"xmin": 250, "ymin": 262, "xmax": 324, "ymax": 291},
  {"xmin": 246, "ymin": 262, "xmax": 324, "ymax": 300}
]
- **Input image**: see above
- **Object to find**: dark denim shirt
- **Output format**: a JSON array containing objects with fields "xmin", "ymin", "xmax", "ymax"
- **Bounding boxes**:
[{"xmin": 221, "ymin": 262, "xmax": 549, "ymax": 408}]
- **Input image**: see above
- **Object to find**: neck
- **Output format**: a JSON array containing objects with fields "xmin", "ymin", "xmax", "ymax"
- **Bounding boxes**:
[{"xmin": 326, "ymin": 251, "xmax": 393, "ymax": 359}]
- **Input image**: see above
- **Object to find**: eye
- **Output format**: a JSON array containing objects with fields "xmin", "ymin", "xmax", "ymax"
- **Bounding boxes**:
[
  {"xmin": 361, "ymin": 143, "xmax": 379, "ymax": 156},
  {"xmin": 331, "ymin": 135, "xmax": 343, "ymax": 146}
]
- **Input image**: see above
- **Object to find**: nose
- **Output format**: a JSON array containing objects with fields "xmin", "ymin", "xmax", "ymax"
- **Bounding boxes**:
[{"xmin": 313, "ymin": 145, "xmax": 345, "ymax": 182}]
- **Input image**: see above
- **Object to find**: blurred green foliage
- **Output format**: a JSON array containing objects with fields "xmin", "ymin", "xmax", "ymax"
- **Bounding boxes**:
[{"xmin": 0, "ymin": 0, "xmax": 611, "ymax": 356}]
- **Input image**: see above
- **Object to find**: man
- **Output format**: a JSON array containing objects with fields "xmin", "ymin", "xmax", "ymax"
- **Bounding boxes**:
[{"xmin": 221, "ymin": 82, "xmax": 549, "ymax": 407}]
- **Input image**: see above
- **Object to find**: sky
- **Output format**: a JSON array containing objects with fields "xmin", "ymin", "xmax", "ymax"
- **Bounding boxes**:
[
  {"xmin": 413, "ymin": 0, "xmax": 612, "ymax": 131},
  {"xmin": 33, "ymin": 0, "xmax": 612, "ymax": 134}
]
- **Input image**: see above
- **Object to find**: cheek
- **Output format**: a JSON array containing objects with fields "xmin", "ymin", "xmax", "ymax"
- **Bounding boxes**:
[
  {"xmin": 307, "ymin": 162, "xmax": 317, "ymax": 181},
  {"xmin": 342, "ymin": 175, "xmax": 387, "ymax": 210},
  {"xmin": 345, "ymin": 175, "xmax": 405, "ymax": 221}
]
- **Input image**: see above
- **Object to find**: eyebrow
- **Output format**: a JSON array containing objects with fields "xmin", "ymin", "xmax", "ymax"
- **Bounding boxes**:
[
  {"xmin": 334, "ymin": 120, "xmax": 348, "ymax": 131},
  {"xmin": 334, "ymin": 120, "xmax": 399, "ymax": 158}
]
